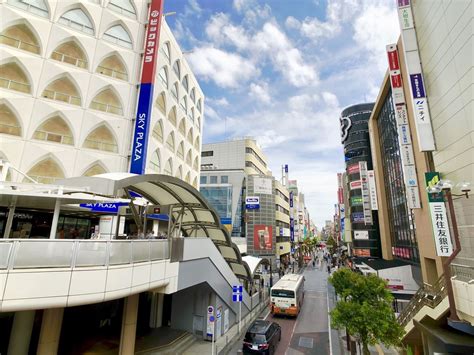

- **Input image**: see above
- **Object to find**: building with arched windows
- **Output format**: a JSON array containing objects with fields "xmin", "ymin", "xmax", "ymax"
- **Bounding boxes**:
[{"xmin": 0, "ymin": 0, "xmax": 204, "ymax": 189}]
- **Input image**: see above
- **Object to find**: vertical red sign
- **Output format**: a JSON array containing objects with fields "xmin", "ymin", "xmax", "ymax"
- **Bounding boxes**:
[
  {"xmin": 390, "ymin": 72, "xmax": 403, "ymax": 88},
  {"xmin": 386, "ymin": 45, "xmax": 400, "ymax": 71},
  {"xmin": 141, "ymin": 0, "xmax": 164, "ymax": 84}
]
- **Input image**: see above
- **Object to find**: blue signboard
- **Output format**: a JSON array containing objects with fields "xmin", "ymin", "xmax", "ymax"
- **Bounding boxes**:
[
  {"xmin": 130, "ymin": 84, "xmax": 154, "ymax": 174},
  {"xmin": 410, "ymin": 73, "xmax": 426, "ymax": 98},
  {"xmin": 290, "ymin": 217, "xmax": 294, "ymax": 242},
  {"xmin": 232, "ymin": 285, "xmax": 243, "ymax": 302},
  {"xmin": 352, "ymin": 212, "xmax": 365, "ymax": 223},
  {"xmin": 220, "ymin": 217, "xmax": 232, "ymax": 225},
  {"xmin": 284, "ymin": 164, "xmax": 288, "ymax": 173},
  {"xmin": 289, "ymin": 192, "xmax": 294, "ymax": 207},
  {"xmin": 245, "ymin": 196, "xmax": 260, "ymax": 210},
  {"xmin": 147, "ymin": 214, "xmax": 169, "ymax": 221},
  {"xmin": 79, "ymin": 202, "xmax": 128, "ymax": 213}
]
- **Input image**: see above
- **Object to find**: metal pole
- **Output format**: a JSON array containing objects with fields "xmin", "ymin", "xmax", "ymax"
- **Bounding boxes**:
[
  {"xmin": 211, "ymin": 319, "xmax": 215, "ymax": 355},
  {"xmin": 49, "ymin": 198, "xmax": 61, "ymax": 239},
  {"xmin": 3, "ymin": 203, "xmax": 15, "ymax": 238},
  {"xmin": 239, "ymin": 301, "xmax": 242, "ymax": 335}
]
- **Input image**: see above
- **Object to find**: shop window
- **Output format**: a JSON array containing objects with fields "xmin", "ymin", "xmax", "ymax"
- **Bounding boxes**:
[
  {"xmin": 83, "ymin": 163, "xmax": 106, "ymax": 176},
  {"xmin": 155, "ymin": 92, "xmax": 166, "ymax": 115},
  {"xmin": 83, "ymin": 125, "xmax": 118, "ymax": 153},
  {"xmin": 90, "ymin": 88, "xmax": 123, "ymax": 115},
  {"xmin": 103, "ymin": 25, "xmax": 132, "ymax": 48},
  {"xmin": 33, "ymin": 115, "xmax": 73, "ymax": 145},
  {"xmin": 59, "ymin": 9, "xmax": 94, "ymax": 35},
  {"xmin": 152, "ymin": 120, "xmax": 163, "ymax": 142},
  {"xmin": 0, "ymin": 23, "xmax": 40, "ymax": 54},
  {"xmin": 149, "ymin": 149, "xmax": 161, "ymax": 172},
  {"xmin": 163, "ymin": 158, "xmax": 172, "ymax": 176},
  {"xmin": 0, "ymin": 103, "xmax": 22, "ymax": 136},
  {"xmin": 8, "ymin": 0, "xmax": 49, "ymax": 18},
  {"xmin": 51, "ymin": 40, "xmax": 87, "ymax": 69},
  {"xmin": 0, "ymin": 62, "xmax": 31, "ymax": 94},
  {"xmin": 25, "ymin": 157, "xmax": 65, "ymax": 184},
  {"xmin": 42, "ymin": 76, "xmax": 81, "ymax": 106},
  {"xmin": 96, "ymin": 54, "xmax": 128, "ymax": 81},
  {"xmin": 107, "ymin": 0, "xmax": 136, "ymax": 18}
]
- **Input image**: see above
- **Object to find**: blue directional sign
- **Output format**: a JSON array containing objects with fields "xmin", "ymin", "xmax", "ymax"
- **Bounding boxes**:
[
  {"xmin": 209, "ymin": 315, "xmax": 215, "ymax": 322},
  {"xmin": 79, "ymin": 202, "xmax": 128, "ymax": 213},
  {"xmin": 232, "ymin": 285, "xmax": 243, "ymax": 302}
]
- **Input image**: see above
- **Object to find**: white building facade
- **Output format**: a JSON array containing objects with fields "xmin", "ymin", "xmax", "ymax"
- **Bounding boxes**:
[{"xmin": 0, "ymin": 0, "xmax": 203, "ymax": 187}]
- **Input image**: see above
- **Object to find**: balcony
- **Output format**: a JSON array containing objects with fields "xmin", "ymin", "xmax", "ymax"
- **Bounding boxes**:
[
  {"xmin": 42, "ymin": 89, "xmax": 81, "ymax": 106},
  {"xmin": 33, "ymin": 130, "xmax": 73, "ymax": 145},
  {"xmin": 0, "ymin": 34, "xmax": 40, "ymax": 54},
  {"xmin": 0, "ymin": 122, "xmax": 21, "ymax": 136},
  {"xmin": 0, "ymin": 77, "xmax": 30, "ymax": 93},
  {"xmin": 51, "ymin": 51, "xmax": 87, "ymax": 69},
  {"xmin": 83, "ymin": 139, "xmax": 117, "ymax": 153},
  {"xmin": 96, "ymin": 65, "xmax": 127, "ymax": 81},
  {"xmin": 90, "ymin": 101, "xmax": 123, "ymax": 115}
]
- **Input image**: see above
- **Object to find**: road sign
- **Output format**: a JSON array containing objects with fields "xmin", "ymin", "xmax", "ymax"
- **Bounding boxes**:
[
  {"xmin": 232, "ymin": 285, "xmax": 243, "ymax": 302},
  {"xmin": 217, "ymin": 309, "xmax": 221, "ymax": 319},
  {"xmin": 209, "ymin": 315, "xmax": 215, "ymax": 322},
  {"xmin": 208, "ymin": 306, "xmax": 214, "ymax": 314}
]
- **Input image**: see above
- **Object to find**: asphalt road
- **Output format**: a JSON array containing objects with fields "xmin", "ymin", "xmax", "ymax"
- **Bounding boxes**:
[{"xmin": 229, "ymin": 259, "xmax": 332, "ymax": 355}]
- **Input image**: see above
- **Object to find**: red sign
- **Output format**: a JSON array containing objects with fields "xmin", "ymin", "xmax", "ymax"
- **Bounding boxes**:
[
  {"xmin": 390, "ymin": 72, "xmax": 403, "ymax": 88},
  {"xmin": 141, "ymin": 0, "xmax": 164, "ymax": 84},
  {"xmin": 347, "ymin": 163, "xmax": 360, "ymax": 175},
  {"xmin": 350, "ymin": 180, "xmax": 362, "ymax": 190},
  {"xmin": 353, "ymin": 248, "xmax": 371, "ymax": 257},
  {"xmin": 386, "ymin": 45, "xmax": 400, "ymax": 71},
  {"xmin": 253, "ymin": 225, "xmax": 273, "ymax": 251}
]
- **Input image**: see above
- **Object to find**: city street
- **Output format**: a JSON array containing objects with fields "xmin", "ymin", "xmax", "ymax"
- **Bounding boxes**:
[{"xmin": 229, "ymin": 260, "xmax": 333, "ymax": 355}]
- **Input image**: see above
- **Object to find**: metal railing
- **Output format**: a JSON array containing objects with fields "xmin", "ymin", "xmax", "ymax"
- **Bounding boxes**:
[
  {"xmin": 0, "ymin": 77, "xmax": 30, "ymax": 93},
  {"xmin": 0, "ymin": 239, "xmax": 169, "ymax": 270},
  {"xmin": 83, "ymin": 139, "xmax": 118, "ymax": 153},
  {"xmin": 451, "ymin": 263, "xmax": 474, "ymax": 283},
  {"xmin": 33, "ymin": 130, "xmax": 74, "ymax": 145},
  {"xmin": 103, "ymin": 33, "xmax": 132, "ymax": 49},
  {"xmin": 42, "ymin": 89, "xmax": 81, "ymax": 106},
  {"xmin": 397, "ymin": 276, "xmax": 447, "ymax": 327},
  {"xmin": 51, "ymin": 51, "xmax": 87, "ymax": 69},
  {"xmin": 0, "ymin": 34, "xmax": 40, "ymax": 54},
  {"xmin": 96, "ymin": 65, "xmax": 128, "ymax": 81},
  {"xmin": 90, "ymin": 101, "xmax": 123, "ymax": 115},
  {"xmin": 0, "ymin": 122, "xmax": 21, "ymax": 136},
  {"xmin": 107, "ymin": 2, "xmax": 136, "ymax": 18}
]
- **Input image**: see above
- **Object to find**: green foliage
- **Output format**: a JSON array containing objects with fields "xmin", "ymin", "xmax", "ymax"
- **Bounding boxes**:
[
  {"xmin": 326, "ymin": 235, "xmax": 336, "ymax": 253},
  {"xmin": 329, "ymin": 269, "xmax": 404, "ymax": 354}
]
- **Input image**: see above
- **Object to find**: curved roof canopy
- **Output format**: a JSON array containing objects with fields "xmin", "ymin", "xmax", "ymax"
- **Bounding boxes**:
[
  {"xmin": 242, "ymin": 255, "xmax": 270, "ymax": 279},
  {"xmin": 58, "ymin": 173, "xmax": 252, "ymax": 281}
]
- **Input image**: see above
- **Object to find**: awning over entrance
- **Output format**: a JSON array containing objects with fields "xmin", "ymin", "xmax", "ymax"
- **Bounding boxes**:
[
  {"xmin": 242, "ymin": 255, "xmax": 270, "ymax": 279},
  {"xmin": 58, "ymin": 173, "xmax": 252, "ymax": 281}
]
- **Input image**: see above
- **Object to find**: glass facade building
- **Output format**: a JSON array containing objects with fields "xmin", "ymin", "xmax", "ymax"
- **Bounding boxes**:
[
  {"xmin": 200, "ymin": 186, "xmax": 232, "ymax": 219},
  {"xmin": 376, "ymin": 91, "xmax": 419, "ymax": 264}
]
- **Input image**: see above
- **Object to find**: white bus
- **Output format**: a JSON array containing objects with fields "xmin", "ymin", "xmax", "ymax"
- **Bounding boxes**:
[{"xmin": 270, "ymin": 274, "xmax": 305, "ymax": 317}]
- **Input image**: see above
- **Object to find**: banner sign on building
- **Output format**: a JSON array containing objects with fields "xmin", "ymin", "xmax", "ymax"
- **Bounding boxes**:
[
  {"xmin": 339, "ymin": 204, "xmax": 345, "ymax": 241},
  {"xmin": 130, "ymin": 0, "xmax": 164, "ymax": 174},
  {"xmin": 351, "ymin": 196, "xmax": 363, "ymax": 206},
  {"xmin": 347, "ymin": 163, "xmax": 360, "ymax": 175},
  {"xmin": 290, "ymin": 217, "xmax": 294, "ymax": 242},
  {"xmin": 396, "ymin": 0, "xmax": 436, "ymax": 151},
  {"xmin": 253, "ymin": 225, "xmax": 273, "ymax": 251},
  {"xmin": 350, "ymin": 180, "xmax": 362, "ymax": 190},
  {"xmin": 80, "ymin": 202, "xmax": 128, "ymax": 213},
  {"xmin": 289, "ymin": 191, "xmax": 294, "ymax": 207},
  {"xmin": 254, "ymin": 177, "xmax": 272, "ymax": 195},
  {"xmin": 245, "ymin": 196, "xmax": 260, "ymax": 210},
  {"xmin": 367, "ymin": 170, "xmax": 378, "ymax": 210},
  {"xmin": 425, "ymin": 172, "xmax": 453, "ymax": 256},
  {"xmin": 386, "ymin": 43, "xmax": 421, "ymax": 209},
  {"xmin": 359, "ymin": 161, "xmax": 373, "ymax": 225},
  {"xmin": 352, "ymin": 212, "xmax": 365, "ymax": 223},
  {"xmin": 354, "ymin": 230, "xmax": 369, "ymax": 240}
]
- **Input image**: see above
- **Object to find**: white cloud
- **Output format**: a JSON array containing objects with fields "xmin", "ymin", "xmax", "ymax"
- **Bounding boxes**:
[
  {"xmin": 249, "ymin": 82, "xmax": 271, "ymax": 104},
  {"xmin": 186, "ymin": 47, "xmax": 257, "ymax": 88},
  {"xmin": 187, "ymin": 0, "xmax": 202, "ymax": 15},
  {"xmin": 322, "ymin": 91, "xmax": 339, "ymax": 107},
  {"xmin": 207, "ymin": 97, "xmax": 230, "ymax": 107}
]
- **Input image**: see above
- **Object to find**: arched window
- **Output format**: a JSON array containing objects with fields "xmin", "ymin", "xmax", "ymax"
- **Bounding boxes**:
[
  {"xmin": 196, "ymin": 116, "xmax": 201, "ymax": 129},
  {"xmin": 1, "ymin": 24, "xmax": 40, "ymax": 54},
  {"xmin": 59, "ymin": 9, "xmax": 94, "ymax": 35},
  {"xmin": 51, "ymin": 40, "xmax": 87, "ymax": 69},
  {"xmin": 149, "ymin": 149, "xmax": 161, "ymax": 172},
  {"xmin": 186, "ymin": 150, "xmax": 192, "ymax": 166},
  {"xmin": 187, "ymin": 129, "xmax": 193, "ymax": 144},
  {"xmin": 197, "ymin": 98, "xmax": 202, "ymax": 113},
  {"xmin": 7, "ymin": 0, "xmax": 49, "ymax": 18},
  {"xmin": 162, "ymin": 42, "xmax": 171, "ymax": 64},
  {"xmin": 83, "ymin": 125, "xmax": 117, "ymax": 152},
  {"xmin": 90, "ymin": 88, "xmax": 123, "ymax": 115},
  {"xmin": 180, "ymin": 95, "xmax": 187, "ymax": 113},
  {"xmin": 192, "ymin": 176, "xmax": 198, "ymax": 188},
  {"xmin": 96, "ymin": 54, "xmax": 128, "ymax": 81},
  {"xmin": 0, "ymin": 62, "xmax": 31, "ymax": 94},
  {"xmin": 168, "ymin": 106, "xmax": 177, "ymax": 126},
  {"xmin": 152, "ymin": 120, "xmax": 163, "ymax": 143},
  {"xmin": 33, "ymin": 115, "xmax": 73, "ymax": 145},
  {"xmin": 182, "ymin": 75, "xmax": 189, "ymax": 93},
  {"xmin": 42, "ymin": 76, "xmax": 81, "ymax": 105},
  {"xmin": 155, "ymin": 92, "xmax": 166, "ymax": 115},
  {"xmin": 193, "ymin": 156, "xmax": 198, "ymax": 171},
  {"xmin": 176, "ymin": 165, "xmax": 183, "ymax": 179},
  {"xmin": 185, "ymin": 171, "xmax": 190, "ymax": 184},
  {"xmin": 0, "ymin": 103, "xmax": 22, "ymax": 136},
  {"xmin": 163, "ymin": 158, "xmax": 172, "ymax": 176},
  {"xmin": 166, "ymin": 132, "xmax": 175, "ymax": 152},
  {"xmin": 107, "ymin": 0, "xmax": 136, "ymax": 18},
  {"xmin": 25, "ymin": 157, "xmax": 65, "ymax": 184},
  {"xmin": 171, "ymin": 82, "xmax": 178, "ymax": 102},
  {"xmin": 177, "ymin": 141, "xmax": 184, "ymax": 159},
  {"xmin": 173, "ymin": 60, "xmax": 180, "ymax": 79},
  {"xmin": 103, "ymin": 25, "xmax": 132, "ymax": 48},
  {"xmin": 158, "ymin": 67, "xmax": 168, "ymax": 89},
  {"xmin": 194, "ymin": 136, "xmax": 200, "ymax": 150},
  {"xmin": 83, "ymin": 163, "xmax": 107, "ymax": 176},
  {"xmin": 188, "ymin": 107, "xmax": 194, "ymax": 122},
  {"xmin": 178, "ymin": 118, "xmax": 185, "ymax": 135},
  {"xmin": 190, "ymin": 88, "xmax": 196, "ymax": 103}
]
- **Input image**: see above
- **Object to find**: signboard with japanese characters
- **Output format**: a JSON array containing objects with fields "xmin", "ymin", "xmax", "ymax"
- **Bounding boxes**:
[
  {"xmin": 359, "ymin": 161, "xmax": 373, "ymax": 225},
  {"xmin": 367, "ymin": 170, "xmax": 378, "ymax": 210}
]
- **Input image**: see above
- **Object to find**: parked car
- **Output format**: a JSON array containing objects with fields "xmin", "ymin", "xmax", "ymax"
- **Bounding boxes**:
[{"xmin": 242, "ymin": 319, "xmax": 281, "ymax": 354}]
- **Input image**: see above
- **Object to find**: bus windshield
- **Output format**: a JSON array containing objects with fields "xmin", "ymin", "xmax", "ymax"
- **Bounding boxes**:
[{"xmin": 271, "ymin": 289, "xmax": 295, "ymax": 298}]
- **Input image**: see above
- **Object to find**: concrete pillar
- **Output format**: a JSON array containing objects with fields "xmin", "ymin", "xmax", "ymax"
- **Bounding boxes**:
[
  {"xmin": 3, "ymin": 204, "xmax": 15, "ymax": 238},
  {"xmin": 49, "ymin": 199, "xmax": 61, "ymax": 239},
  {"xmin": 37, "ymin": 307, "xmax": 64, "ymax": 355},
  {"xmin": 149, "ymin": 292, "xmax": 164, "ymax": 328},
  {"xmin": 7, "ymin": 310, "xmax": 35, "ymax": 355},
  {"xmin": 119, "ymin": 294, "xmax": 139, "ymax": 355}
]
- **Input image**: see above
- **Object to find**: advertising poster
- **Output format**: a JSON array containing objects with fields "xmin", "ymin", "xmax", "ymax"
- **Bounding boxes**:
[
  {"xmin": 253, "ymin": 225, "xmax": 273, "ymax": 251},
  {"xmin": 253, "ymin": 177, "xmax": 272, "ymax": 195}
]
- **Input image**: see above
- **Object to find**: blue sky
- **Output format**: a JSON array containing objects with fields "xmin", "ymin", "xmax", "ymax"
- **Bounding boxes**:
[{"xmin": 164, "ymin": 0, "xmax": 400, "ymax": 228}]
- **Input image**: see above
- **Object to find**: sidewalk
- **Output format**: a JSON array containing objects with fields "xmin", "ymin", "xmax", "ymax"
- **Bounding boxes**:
[{"xmin": 182, "ymin": 298, "xmax": 269, "ymax": 355}]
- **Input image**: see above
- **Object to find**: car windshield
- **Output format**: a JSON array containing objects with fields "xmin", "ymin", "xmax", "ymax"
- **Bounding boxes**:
[
  {"xmin": 271, "ymin": 289, "xmax": 295, "ymax": 298},
  {"xmin": 244, "ymin": 333, "xmax": 266, "ymax": 344}
]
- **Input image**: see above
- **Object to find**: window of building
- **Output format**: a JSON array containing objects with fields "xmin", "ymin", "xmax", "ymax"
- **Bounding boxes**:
[
  {"xmin": 171, "ymin": 82, "xmax": 178, "ymax": 102},
  {"xmin": 197, "ymin": 98, "xmax": 202, "ymax": 113},
  {"xmin": 90, "ymin": 88, "xmax": 123, "ymax": 115},
  {"xmin": 173, "ymin": 60, "xmax": 180, "ymax": 79},
  {"xmin": 182, "ymin": 75, "xmax": 189, "ymax": 92},
  {"xmin": 158, "ymin": 67, "xmax": 168, "ymax": 88},
  {"xmin": 221, "ymin": 176, "xmax": 228, "ymax": 183},
  {"xmin": 166, "ymin": 132, "xmax": 175, "ymax": 152},
  {"xmin": 1, "ymin": 24, "xmax": 40, "ymax": 54},
  {"xmin": 245, "ymin": 161, "xmax": 266, "ymax": 175},
  {"xmin": 168, "ymin": 106, "xmax": 177, "ymax": 126},
  {"xmin": 210, "ymin": 176, "xmax": 217, "ymax": 184},
  {"xmin": 59, "ymin": 9, "xmax": 94, "ymax": 35},
  {"xmin": 83, "ymin": 163, "xmax": 106, "ymax": 176},
  {"xmin": 32, "ymin": 115, "xmax": 73, "ymax": 145},
  {"xmin": 201, "ymin": 150, "xmax": 213, "ymax": 157},
  {"xmin": 8, "ymin": 0, "xmax": 49, "ymax": 18},
  {"xmin": 96, "ymin": 54, "xmax": 128, "ymax": 81},
  {"xmin": 51, "ymin": 41, "xmax": 88, "ymax": 69},
  {"xmin": 177, "ymin": 141, "xmax": 184, "ymax": 159},
  {"xmin": 200, "ymin": 176, "xmax": 207, "ymax": 184},
  {"xmin": 0, "ymin": 103, "xmax": 22, "ymax": 136},
  {"xmin": 83, "ymin": 125, "xmax": 117, "ymax": 153},
  {"xmin": 25, "ymin": 157, "xmax": 64, "ymax": 184},
  {"xmin": 0, "ymin": 62, "xmax": 31, "ymax": 94},
  {"xmin": 152, "ymin": 120, "xmax": 163, "ymax": 142},
  {"xmin": 200, "ymin": 186, "xmax": 233, "ymax": 219},
  {"xmin": 178, "ymin": 119, "xmax": 186, "ymax": 135},
  {"xmin": 161, "ymin": 42, "xmax": 171, "ymax": 64},
  {"xmin": 103, "ymin": 25, "xmax": 132, "ymax": 48},
  {"xmin": 42, "ymin": 76, "xmax": 81, "ymax": 106},
  {"xmin": 180, "ymin": 95, "xmax": 187, "ymax": 113},
  {"xmin": 190, "ymin": 88, "xmax": 196, "ymax": 103},
  {"xmin": 149, "ymin": 149, "xmax": 160, "ymax": 172},
  {"xmin": 108, "ymin": 0, "xmax": 136, "ymax": 18},
  {"xmin": 155, "ymin": 92, "xmax": 166, "ymax": 115},
  {"xmin": 164, "ymin": 158, "xmax": 172, "ymax": 176},
  {"xmin": 186, "ymin": 150, "xmax": 192, "ymax": 166},
  {"xmin": 245, "ymin": 147, "xmax": 267, "ymax": 168}
]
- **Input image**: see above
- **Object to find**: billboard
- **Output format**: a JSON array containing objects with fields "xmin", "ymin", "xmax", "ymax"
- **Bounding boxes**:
[
  {"xmin": 253, "ymin": 225, "xmax": 273, "ymax": 251},
  {"xmin": 254, "ymin": 177, "xmax": 272, "ymax": 195},
  {"xmin": 354, "ymin": 230, "xmax": 369, "ymax": 240},
  {"xmin": 245, "ymin": 196, "xmax": 260, "ymax": 209}
]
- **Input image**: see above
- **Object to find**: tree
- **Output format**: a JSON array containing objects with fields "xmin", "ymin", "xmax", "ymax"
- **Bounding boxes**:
[
  {"xmin": 329, "ymin": 269, "xmax": 404, "ymax": 355},
  {"xmin": 326, "ymin": 235, "xmax": 337, "ymax": 254}
]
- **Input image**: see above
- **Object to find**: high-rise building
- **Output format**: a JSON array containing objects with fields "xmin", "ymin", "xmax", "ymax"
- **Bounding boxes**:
[{"xmin": 0, "ymin": 0, "xmax": 203, "ymax": 188}]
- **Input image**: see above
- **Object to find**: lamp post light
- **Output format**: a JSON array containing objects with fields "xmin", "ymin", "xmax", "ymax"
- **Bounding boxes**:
[{"xmin": 427, "ymin": 179, "xmax": 471, "ymax": 323}]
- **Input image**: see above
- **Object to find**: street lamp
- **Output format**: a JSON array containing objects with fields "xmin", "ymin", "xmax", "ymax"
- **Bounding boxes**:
[{"xmin": 427, "ymin": 179, "xmax": 471, "ymax": 323}]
